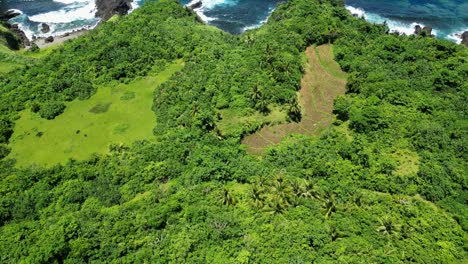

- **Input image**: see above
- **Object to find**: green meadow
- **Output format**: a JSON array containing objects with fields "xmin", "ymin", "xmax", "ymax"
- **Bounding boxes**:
[{"xmin": 8, "ymin": 60, "xmax": 184, "ymax": 167}]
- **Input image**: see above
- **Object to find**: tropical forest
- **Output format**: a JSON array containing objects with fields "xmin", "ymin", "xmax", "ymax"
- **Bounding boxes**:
[{"xmin": 0, "ymin": 0, "xmax": 466, "ymax": 262}]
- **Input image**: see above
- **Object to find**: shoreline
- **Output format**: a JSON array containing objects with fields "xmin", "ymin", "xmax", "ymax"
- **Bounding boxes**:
[
  {"xmin": 30, "ymin": 28, "xmax": 90, "ymax": 49},
  {"xmin": 23, "ymin": 1, "xmax": 204, "ymax": 50}
]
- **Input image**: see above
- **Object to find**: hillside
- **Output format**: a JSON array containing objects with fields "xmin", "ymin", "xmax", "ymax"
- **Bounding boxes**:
[{"xmin": 0, "ymin": 0, "xmax": 466, "ymax": 262}]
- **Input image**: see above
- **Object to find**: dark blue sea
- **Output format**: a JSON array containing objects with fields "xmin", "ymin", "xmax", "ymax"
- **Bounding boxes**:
[
  {"xmin": 346, "ymin": 0, "xmax": 468, "ymax": 43},
  {"xmin": 1, "ymin": 0, "xmax": 467, "ymax": 43}
]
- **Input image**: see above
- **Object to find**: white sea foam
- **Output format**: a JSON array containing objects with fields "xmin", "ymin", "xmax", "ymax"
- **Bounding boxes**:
[
  {"xmin": 241, "ymin": 8, "xmax": 274, "ymax": 33},
  {"xmin": 185, "ymin": 0, "xmax": 217, "ymax": 22},
  {"xmin": 52, "ymin": 0, "xmax": 90, "ymax": 4},
  {"xmin": 201, "ymin": 0, "xmax": 238, "ymax": 10},
  {"xmin": 6, "ymin": 9, "xmax": 23, "ymax": 15},
  {"xmin": 345, "ymin": 6, "xmax": 365, "ymax": 18},
  {"xmin": 8, "ymin": 0, "xmax": 99, "ymax": 41},
  {"xmin": 29, "ymin": 0, "xmax": 96, "ymax": 24},
  {"xmin": 345, "ymin": 5, "xmax": 439, "ymax": 37},
  {"xmin": 447, "ymin": 28, "xmax": 468, "ymax": 44}
]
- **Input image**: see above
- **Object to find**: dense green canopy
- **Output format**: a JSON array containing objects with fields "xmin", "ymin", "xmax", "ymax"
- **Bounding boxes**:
[{"xmin": 0, "ymin": 0, "xmax": 466, "ymax": 262}]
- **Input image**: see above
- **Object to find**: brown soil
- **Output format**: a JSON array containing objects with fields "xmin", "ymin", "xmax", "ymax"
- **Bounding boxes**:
[{"xmin": 242, "ymin": 44, "xmax": 347, "ymax": 154}]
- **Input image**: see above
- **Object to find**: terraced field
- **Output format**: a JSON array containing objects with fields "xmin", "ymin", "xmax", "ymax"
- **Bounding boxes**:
[{"xmin": 242, "ymin": 44, "xmax": 347, "ymax": 154}]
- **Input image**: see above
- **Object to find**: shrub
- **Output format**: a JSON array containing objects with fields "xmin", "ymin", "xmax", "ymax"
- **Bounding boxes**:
[{"xmin": 38, "ymin": 101, "xmax": 66, "ymax": 120}]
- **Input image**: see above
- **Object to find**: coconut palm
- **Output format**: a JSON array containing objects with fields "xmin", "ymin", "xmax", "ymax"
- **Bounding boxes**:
[
  {"xmin": 321, "ymin": 192, "xmax": 336, "ymax": 220},
  {"xmin": 376, "ymin": 216, "xmax": 400, "ymax": 236},
  {"xmin": 249, "ymin": 184, "xmax": 265, "ymax": 209},
  {"xmin": 220, "ymin": 187, "xmax": 237, "ymax": 206},
  {"xmin": 271, "ymin": 175, "xmax": 293, "ymax": 203},
  {"xmin": 266, "ymin": 195, "xmax": 288, "ymax": 215},
  {"xmin": 300, "ymin": 180, "xmax": 321, "ymax": 200},
  {"xmin": 288, "ymin": 99, "xmax": 302, "ymax": 122},
  {"xmin": 250, "ymin": 84, "xmax": 262, "ymax": 104}
]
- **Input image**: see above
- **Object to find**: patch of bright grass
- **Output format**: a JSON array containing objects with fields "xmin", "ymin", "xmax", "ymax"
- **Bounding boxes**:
[
  {"xmin": 391, "ymin": 149, "xmax": 420, "ymax": 177},
  {"xmin": 0, "ymin": 42, "xmax": 28, "ymax": 73},
  {"xmin": 0, "ymin": 61, "xmax": 22, "ymax": 74},
  {"xmin": 8, "ymin": 60, "xmax": 184, "ymax": 167},
  {"xmin": 217, "ymin": 106, "xmax": 287, "ymax": 137},
  {"xmin": 315, "ymin": 45, "xmax": 347, "ymax": 80}
]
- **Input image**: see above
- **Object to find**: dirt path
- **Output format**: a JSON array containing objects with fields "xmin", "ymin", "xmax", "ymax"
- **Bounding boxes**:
[{"xmin": 242, "ymin": 44, "xmax": 347, "ymax": 154}]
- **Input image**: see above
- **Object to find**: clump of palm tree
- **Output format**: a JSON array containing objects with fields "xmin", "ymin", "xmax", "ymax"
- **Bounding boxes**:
[
  {"xmin": 287, "ymin": 98, "xmax": 302, "ymax": 122},
  {"xmin": 220, "ymin": 187, "xmax": 237, "ymax": 206},
  {"xmin": 249, "ymin": 184, "xmax": 265, "ymax": 209},
  {"xmin": 320, "ymin": 191, "xmax": 337, "ymax": 220},
  {"xmin": 376, "ymin": 216, "xmax": 400, "ymax": 236}
]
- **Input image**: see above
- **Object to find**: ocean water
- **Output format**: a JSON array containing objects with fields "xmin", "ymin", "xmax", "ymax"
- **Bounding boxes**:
[
  {"xmin": 1, "ymin": 0, "xmax": 467, "ymax": 43},
  {"xmin": 0, "ymin": 0, "xmax": 283, "ymax": 39},
  {"xmin": 346, "ymin": 0, "xmax": 468, "ymax": 43}
]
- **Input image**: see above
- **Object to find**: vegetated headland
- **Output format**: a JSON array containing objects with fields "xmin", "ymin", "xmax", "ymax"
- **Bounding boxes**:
[{"xmin": 0, "ymin": 0, "xmax": 466, "ymax": 263}]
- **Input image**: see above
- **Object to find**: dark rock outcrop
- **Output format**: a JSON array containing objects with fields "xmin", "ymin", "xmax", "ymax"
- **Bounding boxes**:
[
  {"xmin": 461, "ymin": 31, "xmax": 468, "ymax": 47},
  {"xmin": 414, "ymin": 25, "xmax": 422, "ymax": 35},
  {"xmin": 0, "ymin": 10, "xmax": 21, "ymax": 21},
  {"xmin": 40, "ymin": 23, "xmax": 50, "ymax": 33},
  {"xmin": 414, "ymin": 25, "xmax": 433, "ymax": 36},
  {"xmin": 45, "ymin": 36, "xmax": 54, "ymax": 43},
  {"xmin": 6, "ymin": 23, "xmax": 30, "ymax": 47},
  {"xmin": 95, "ymin": 0, "xmax": 133, "ymax": 20},
  {"xmin": 188, "ymin": 1, "xmax": 203, "ymax": 9},
  {"xmin": 0, "ymin": 10, "xmax": 30, "ymax": 47},
  {"xmin": 422, "ymin": 26, "xmax": 432, "ymax": 36}
]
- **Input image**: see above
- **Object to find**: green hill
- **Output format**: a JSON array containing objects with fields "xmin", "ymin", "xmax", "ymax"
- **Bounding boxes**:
[
  {"xmin": 0, "ymin": 0, "xmax": 466, "ymax": 263},
  {"xmin": 0, "ymin": 24, "xmax": 24, "ymax": 74}
]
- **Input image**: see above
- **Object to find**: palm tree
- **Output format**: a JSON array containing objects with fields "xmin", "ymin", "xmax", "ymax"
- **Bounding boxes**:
[
  {"xmin": 321, "ymin": 192, "xmax": 336, "ymax": 220},
  {"xmin": 290, "ymin": 179, "xmax": 302, "ymax": 197},
  {"xmin": 288, "ymin": 98, "xmax": 302, "ymax": 122},
  {"xmin": 327, "ymin": 224, "xmax": 345, "ymax": 241},
  {"xmin": 266, "ymin": 195, "xmax": 288, "ymax": 215},
  {"xmin": 221, "ymin": 187, "xmax": 237, "ymax": 206},
  {"xmin": 256, "ymin": 175, "xmax": 268, "ymax": 189},
  {"xmin": 300, "ymin": 180, "xmax": 321, "ymax": 200},
  {"xmin": 250, "ymin": 84, "xmax": 262, "ymax": 104},
  {"xmin": 271, "ymin": 176, "xmax": 293, "ymax": 203},
  {"xmin": 249, "ymin": 184, "xmax": 265, "ymax": 209},
  {"xmin": 255, "ymin": 98, "xmax": 270, "ymax": 114},
  {"xmin": 376, "ymin": 216, "xmax": 400, "ymax": 236}
]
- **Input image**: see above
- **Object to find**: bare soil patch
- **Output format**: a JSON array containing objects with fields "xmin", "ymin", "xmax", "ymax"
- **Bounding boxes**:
[{"xmin": 242, "ymin": 44, "xmax": 347, "ymax": 154}]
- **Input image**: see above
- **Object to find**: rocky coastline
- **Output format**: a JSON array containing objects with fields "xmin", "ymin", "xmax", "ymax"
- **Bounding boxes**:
[
  {"xmin": 0, "ymin": 0, "xmax": 134, "ymax": 49},
  {"xmin": 2, "ymin": 1, "xmax": 467, "ymax": 48},
  {"xmin": 95, "ymin": 0, "xmax": 133, "ymax": 21}
]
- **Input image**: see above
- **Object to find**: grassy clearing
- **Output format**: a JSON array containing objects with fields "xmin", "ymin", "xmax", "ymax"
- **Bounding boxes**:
[
  {"xmin": 217, "ymin": 106, "xmax": 287, "ymax": 137},
  {"xmin": 242, "ymin": 44, "xmax": 347, "ymax": 154},
  {"xmin": 314, "ymin": 45, "xmax": 347, "ymax": 80},
  {"xmin": 0, "ymin": 42, "xmax": 27, "ymax": 74},
  {"xmin": 8, "ymin": 60, "xmax": 184, "ymax": 167},
  {"xmin": 391, "ymin": 149, "xmax": 420, "ymax": 177}
]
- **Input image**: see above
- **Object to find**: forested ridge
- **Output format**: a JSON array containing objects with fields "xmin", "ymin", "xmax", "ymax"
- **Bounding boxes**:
[{"xmin": 0, "ymin": 0, "xmax": 466, "ymax": 262}]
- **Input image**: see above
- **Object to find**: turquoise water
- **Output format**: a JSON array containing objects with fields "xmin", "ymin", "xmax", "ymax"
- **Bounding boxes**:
[
  {"xmin": 1, "ymin": 0, "xmax": 283, "ymax": 38},
  {"xmin": 1, "ymin": 0, "xmax": 467, "ymax": 42},
  {"xmin": 346, "ymin": 0, "xmax": 468, "ymax": 43}
]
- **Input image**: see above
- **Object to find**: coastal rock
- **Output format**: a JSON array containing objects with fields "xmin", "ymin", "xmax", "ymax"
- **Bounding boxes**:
[
  {"xmin": 414, "ymin": 25, "xmax": 433, "ymax": 36},
  {"xmin": 188, "ymin": 1, "xmax": 203, "ymax": 9},
  {"xmin": 0, "ymin": 10, "xmax": 21, "ymax": 21},
  {"xmin": 461, "ymin": 31, "xmax": 468, "ymax": 47},
  {"xmin": 45, "ymin": 36, "xmax": 54, "ymax": 43},
  {"xmin": 422, "ymin": 26, "xmax": 432, "ymax": 36},
  {"xmin": 40, "ymin": 23, "xmax": 50, "ymax": 33},
  {"xmin": 95, "ymin": 0, "xmax": 133, "ymax": 20},
  {"xmin": 7, "ymin": 23, "xmax": 30, "ymax": 47},
  {"xmin": 414, "ymin": 25, "xmax": 422, "ymax": 35}
]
